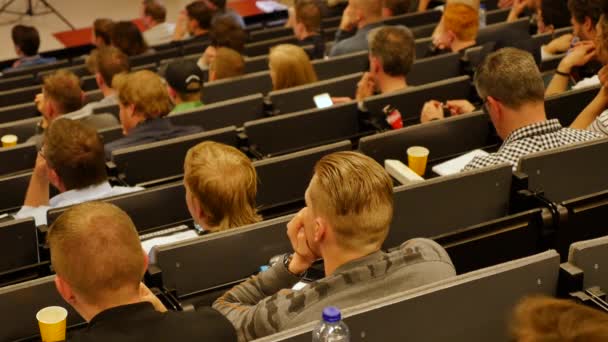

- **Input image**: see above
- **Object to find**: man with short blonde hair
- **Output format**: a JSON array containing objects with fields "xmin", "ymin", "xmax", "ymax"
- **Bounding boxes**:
[
  {"xmin": 48, "ymin": 202, "xmax": 237, "ymax": 341},
  {"xmin": 184, "ymin": 141, "xmax": 261, "ymax": 232},
  {"xmin": 105, "ymin": 70, "xmax": 202, "ymax": 158},
  {"xmin": 214, "ymin": 151, "xmax": 456, "ymax": 341}
]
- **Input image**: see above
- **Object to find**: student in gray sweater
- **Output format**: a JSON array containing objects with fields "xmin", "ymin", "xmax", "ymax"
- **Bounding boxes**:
[
  {"xmin": 329, "ymin": 0, "xmax": 385, "ymax": 57},
  {"xmin": 213, "ymin": 151, "xmax": 456, "ymax": 341}
]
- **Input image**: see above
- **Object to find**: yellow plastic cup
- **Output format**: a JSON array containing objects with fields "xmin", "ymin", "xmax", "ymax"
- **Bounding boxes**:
[
  {"xmin": 407, "ymin": 146, "xmax": 430, "ymax": 176},
  {"xmin": 1, "ymin": 134, "xmax": 17, "ymax": 147},
  {"xmin": 36, "ymin": 306, "xmax": 67, "ymax": 342}
]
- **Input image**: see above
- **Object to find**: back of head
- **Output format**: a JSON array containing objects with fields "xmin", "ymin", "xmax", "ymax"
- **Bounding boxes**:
[
  {"xmin": 352, "ymin": 0, "xmax": 383, "ymax": 19},
  {"xmin": 11, "ymin": 25, "xmax": 40, "ymax": 57},
  {"xmin": 511, "ymin": 296, "xmax": 608, "ymax": 341},
  {"xmin": 443, "ymin": 2, "xmax": 479, "ymax": 41},
  {"xmin": 596, "ymin": 14, "xmax": 608, "ymax": 63},
  {"xmin": 209, "ymin": 0, "xmax": 227, "ymax": 10},
  {"xmin": 114, "ymin": 70, "xmax": 172, "ymax": 119},
  {"xmin": 186, "ymin": 1, "xmax": 215, "ymax": 31},
  {"xmin": 44, "ymin": 119, "xmax": 107, "ymax": 190},
  {"xmin": 144, "ymin": 1, "xmax": 167, "ymax": 23},
  {"xmin": 269, "ymin": 44, "xmax": 318, "ymax": 91},
  {"xmin": 383, "ymin": 0, "xmax": 411, "ymax": 16},
  {"xmin": 184, "ymin": 141, "xmax": 261, "ymax": 232},
  {"xmin": 48, "ymin": 202, "xmax": 144, "ymax": 304},
  {"xmin": 111, "ymin": 21, "xmax": 148, "ymax": 56},
  {"xmin": 310, "ymin": 151, "xmax": 393, "ymax": 251},
  {"xmin": 474, "ymin": 47, "xmax": 544, "ymax": 110},
  {"xmin": 93, "ymin": 18, "xmax": 115, "ymax": 46},
  {"xmin": 43, "ymin": 70, "xmax": 83, "ymax": 114},
  {"xmin": 295, "ymin": 0, "xmax": 321, "ymax": 33},
  {"xmin": 210, "ymin": 47, "xmax": 245, "ymax": 80},
  {"xmin": 96, "ymin": 46, "xmax": 130, "ymax": 87},
  {"xmin": 369, "ymin": 25, "xmax": 415, "ymax": 77},
  {"xmin": 164, "ymin": 59, "xmax": 205, "ymax": 98},
  {"xmin": 568, "ymin": 0, "xmax": 602, "ymax": 26},
  {"xmin": 209, "ymin": 16, "xmax": 247, "ymax": 52}
]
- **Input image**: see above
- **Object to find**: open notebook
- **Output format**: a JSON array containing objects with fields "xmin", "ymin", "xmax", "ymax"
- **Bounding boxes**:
[{"xmin": 432, "ymin": 149, "xmax": 489, "ymax": 176}]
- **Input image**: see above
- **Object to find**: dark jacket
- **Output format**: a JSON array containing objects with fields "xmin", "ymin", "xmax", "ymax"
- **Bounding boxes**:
[{"xmin": 70, "ymin": 302, "xmax": 237, "ymax": 342}]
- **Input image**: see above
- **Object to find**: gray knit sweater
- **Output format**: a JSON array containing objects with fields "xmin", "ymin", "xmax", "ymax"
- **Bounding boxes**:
[{"xmin": 213, "ymin": 238, "xmax": 456, "ymax": 341}]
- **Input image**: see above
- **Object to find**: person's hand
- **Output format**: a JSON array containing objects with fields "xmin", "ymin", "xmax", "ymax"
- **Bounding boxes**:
[
  {"xmin": 559, "ymin": 41, "xmax": 597, "ymax": 73},
  {"xmin": 511, "ymin": 0, "xmax": 527, "ymax": 15},
  {"xmin": 355, "ymin": 72, "xmax": 375, "ymax": 102},
  {"xmin": 286, "ymin": 208, "xmax": 317, "ymax": 275},
  {"xmin": 201, "ymin": 46, "xmax": 217, "ymax": 68},
  {"xmin": 420, "ymin": 100, "xmax": 444, "ymax": 123},
  {"xmin": 173, "ymin": 9, "xmax": 188, "ymax": 40},
  {"xmin": 598, "ymin": 66, "xmax": 608, "ymax": 86},
  {"xmin": 543, "ymin": 33, "xmax": 574, "ymax": 55},
  {"xmin": 35, "ymin": 93, "xmax": 45, "ymax": 113},
  {"xmin": 339, "ymin": 5, "xmax": 357, "ymax": 32},
  {"xmin": 498, "ymin": 0, "xmax": 514, "ymax": 8},
  {"xmin": 330, "ymin": 97, "xmax": 352, "ymax": 104},
  {"xmin": 139, "ymin": 283, "xmax": 168, "ymax": 312},
  {"xmin": 445, "ymin": 100, "xmax": 475, "ymax": 116},
  {"xmin": 33, "ymin": 151, "xmax": 49, "ymax": 180}
]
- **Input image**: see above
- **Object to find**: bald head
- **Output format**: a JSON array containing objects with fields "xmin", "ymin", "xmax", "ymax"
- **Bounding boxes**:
[{"xmin": 48, "ymin": 202, "xmax": 145, "ymax": 304}]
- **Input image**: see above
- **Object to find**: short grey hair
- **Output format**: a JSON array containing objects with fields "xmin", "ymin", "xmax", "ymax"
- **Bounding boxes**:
[
  {"xmin": 474, "ymin": 48, "xmax": 544, "ymax": 109},
  {"xmin": 367, "ymin": 25, "xmax": 415, "ymax": 77}
]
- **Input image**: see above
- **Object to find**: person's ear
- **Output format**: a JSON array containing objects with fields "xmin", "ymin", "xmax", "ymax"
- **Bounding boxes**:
[
  {"xmin": 48, "ymin": 168, "xmax": 66, "ymax": 193},
  {"xmin": 382, "ymin": 7, "xmax": 391, "ymax": 18},
  {"xmin": 209, "ymin": 70, "xmax": 217, "ymax": 82},
  {"xmin": 313, "ymin": 217, "xmax": 328, "ymax": 243},
  {"xmin": 486, "ymin": 96, "xmax": 502, "ymax": 120},
  {"xmin": 143, "ymin": 252, "xmax": 149, "ymax": 272},
  {"xmin": 95, "ymin": 73, "xmax": 105, "ymax": 89},
  {"xmin": 167, "ymin": 87, "xmax": 177, "ymax": 101},
  {"xmin": 370, "ymin": 56, "xmax": 381, "ymax": 75},
  {"xmin": 55, "ymin": 275, "xmax": 76, "ymax": 305}
]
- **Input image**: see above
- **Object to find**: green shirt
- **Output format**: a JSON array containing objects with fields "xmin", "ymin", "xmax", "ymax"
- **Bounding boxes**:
[{"xmin": 169, "ymin": 101, "xmax": 204, "ymax": 115}]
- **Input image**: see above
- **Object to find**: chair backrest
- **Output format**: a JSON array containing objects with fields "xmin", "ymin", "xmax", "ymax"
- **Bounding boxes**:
[
  {"xmin": 415, "ymin": 37, "xmax": 433, "ymax": 59},
  {"xmin": 0, "ymin": 117, "xmax": 39, "ymax": 144},
  {"xmin": 47, "ymin": 182, "xmax": 190, "ymax": 234},
  {"xmin": 545, "ymin": 86, "xmax": 600, "ymax": 127},
  {"xmin": 269, "ymin": 72, "xmax": 362, "ymax": 115},
  {"xmin": 202, "ymin": 71, "xmax": 273, "ymax": 103},
  {"xmin": 363, "ymin": 75, "xmax": 472, "ymax": 125},
  {"xmin": 0, "ymin": 218, "xmax": 39, "ymax": 273},
  {"xmin": 129, "ymin": 48, "xmax": 180, "ymax": 67},
  {"xmin": 519, "ymin": 138, "xmax": 608, "ymax": 203},
  {"xmin": 359, "ymin": 112, "xmax": 496, "ymax": 165},
  {"xmin": 411, "ymin": 23, "xmax": 437, "ymax": 39},
  {"xmin": 253, "ymin": 140, "xmax": 352, "ymax": 212},
  {"xmin": 477, "ymin": 17, "xmax": 530, "ymax": 45},
  {"xmin": 568, "ymin": 236, "xmax": 608, "ymax": 292},
  {"xmin": 311, "ymin": 51, "xmax": 368, "ymax": 80},
  {"xmin": 154, "ymin": 215, "xmax": 294, "ymax": 298},
  {"xmin": 0, "ymin": 172, "xmax": 31, "ymax": 213},
  {"xmin": 0, "ymin": 84, "xmax": 41, "ymax": 107},
  {"xmin": 260, "ymin": 250, "xmax": 560, "ymax": 342},
  {"xmin": 486, "ymin": 8, "xmax": 510, "ymax": 25},
  {"xmin": 386, "ymin": 164, "xmax": 512, "ymax": 249},
  {"xmin": 169, "ymin": 93, "xmax": 265, "ymax": 130},
  {"xmin": 383, "ymin": 10, "xmax": 442, "ymax": 27},
  {"xmin": 0, "ymin": 74, "xmax": 35, "ymax": 92},
  {"xmin": 407, "ymin": 52, "xmax": 461, "ymax": 86},
  {"xmin": 244, "ymin": 54, "xmax": 270, "ymax": 74},
  {"xmin": 0, "ymin": 275, "xmax": 85, "ymax": 342},
  {"xmin": 0, "ymin": 143, "xmax": 37, "ymax": 177},
  {"xmin": 0, "ymin": 102, "xmax": 38, "ymax": 124},
  {"xmin": 244, "ymin": 36, "xmax": 299, "ymax": 57},
  {"xmin": 246, "ymin": 103, "xmax": 359, "ymax": 157},
  {"xmin": 1, "ymin": 60, "xmax": 70, "ymax": 78},
  {"xmin": 112, "ymin": 126, "xmax": 239, "ymax": 186},
  {"xmin": 250, "ymin": 26, "xmax": 294, "ymax": 42},
  {"xmin": 97, "ymin": 125, "xmax": 124, "ymax": 144}
]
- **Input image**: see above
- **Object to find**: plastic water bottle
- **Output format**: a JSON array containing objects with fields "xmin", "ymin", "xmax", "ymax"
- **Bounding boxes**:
[
  {"xmin": 312, "ymin": 307, "xmax": 350, "ymax": 342},
  {"xmin": 479, "ymin": 4, "xmax": 487, "ymax": 28}
]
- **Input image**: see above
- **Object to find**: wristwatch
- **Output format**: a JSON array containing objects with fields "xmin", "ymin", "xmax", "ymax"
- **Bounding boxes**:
[{"xmin": 283, "ymin": 253, "xmax": 306, "ymax": 277}]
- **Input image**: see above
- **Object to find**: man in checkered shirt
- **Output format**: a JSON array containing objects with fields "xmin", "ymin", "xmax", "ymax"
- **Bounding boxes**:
[{"xmin": 463, "ymin": 48, "xmax": 602, "ymax": 171}]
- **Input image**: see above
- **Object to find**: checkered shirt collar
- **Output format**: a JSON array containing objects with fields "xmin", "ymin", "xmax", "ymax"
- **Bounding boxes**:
[{"xmin": 502, "ymin": 119, "xmax": 563, "ymax": 147}]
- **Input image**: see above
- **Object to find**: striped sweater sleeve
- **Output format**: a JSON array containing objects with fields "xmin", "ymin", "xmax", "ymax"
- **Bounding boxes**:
[{"xmin": 587, "ymin": 110, "xmax": 608, "ymax": 137}]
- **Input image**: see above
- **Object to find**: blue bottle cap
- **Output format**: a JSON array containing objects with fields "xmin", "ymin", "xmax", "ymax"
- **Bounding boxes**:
[
  {"xmin": 322, "ymin": 306, "xmax": 342, "ymax": 323},
  {"xmin": 260, "ymin": 265, "xmax": 270, "ymax": 272}
]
